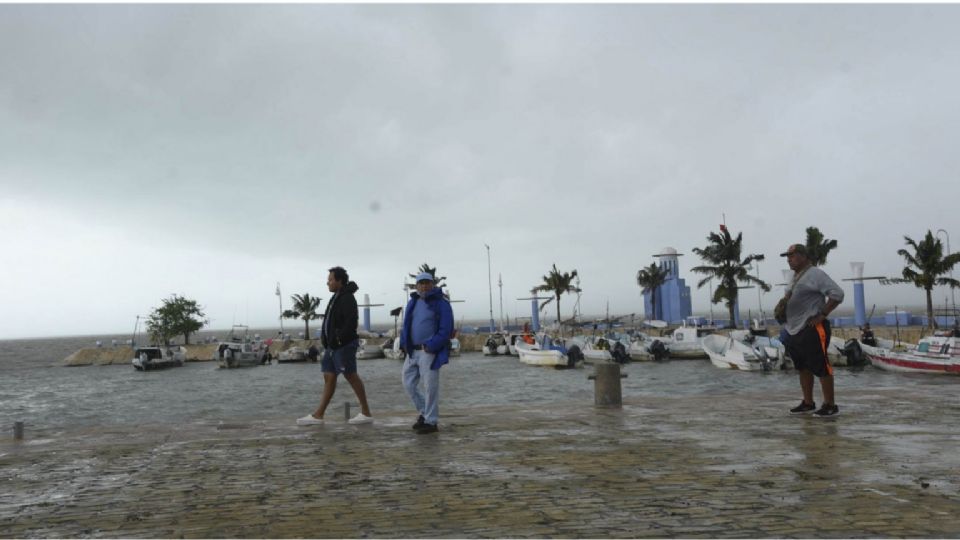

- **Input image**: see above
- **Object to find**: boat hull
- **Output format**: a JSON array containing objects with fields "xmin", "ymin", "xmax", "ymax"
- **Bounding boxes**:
[
  {"xmin": 865, "ymin": 350, "xmax": 960, "ymax": 374},
  {"xmin": 517, "ymin": 348, "xmax": 568, "ymax": 367}
]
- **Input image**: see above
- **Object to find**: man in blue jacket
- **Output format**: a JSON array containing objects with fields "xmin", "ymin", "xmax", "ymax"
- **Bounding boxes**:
[{"xmin": 400, "ymin": 271, "xmax": 454, "ymax": 434}]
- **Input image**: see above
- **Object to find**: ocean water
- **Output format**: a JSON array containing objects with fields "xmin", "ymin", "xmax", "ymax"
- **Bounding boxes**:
[{"xmin": 1, "ymin": 335, "xmax": 956, "ymax": 432}]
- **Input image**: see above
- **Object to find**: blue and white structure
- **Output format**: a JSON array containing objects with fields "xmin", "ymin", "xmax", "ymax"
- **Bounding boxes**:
[
  {"xmin": 517, "ymin": 292, "xmax": 551, "ymax": 332},
  {"xmin": 841, "ymin": 262, "xmax": 886, "ymax": 327},
  {"xmin": 644, "ymin": 247, "xmax": 693, "ymax": 324},
  {"xmin": 358, "ymin": 294, "xmax": 384, "ymax": 332}
]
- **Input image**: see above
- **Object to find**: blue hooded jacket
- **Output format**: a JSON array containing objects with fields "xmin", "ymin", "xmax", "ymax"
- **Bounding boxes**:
[{"xmin": 399, "ymin": 286, "xmax": 454, "ymax": 370}]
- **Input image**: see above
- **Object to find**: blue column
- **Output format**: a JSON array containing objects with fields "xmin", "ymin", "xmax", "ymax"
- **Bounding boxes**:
[
  {"xmin": 854, "ymin": 282, "xmax": 866, "ymax": 326},
  {"xmin": 733, "ymin": 297, "xmax": 741, "ymax": 328},
  {"xmin": 531, "ymin": 299, "xmax": 540, "ymax": 332},
  {"xmin": 363, "ymin": 294, "xmax": 372, "ymax": 332}
]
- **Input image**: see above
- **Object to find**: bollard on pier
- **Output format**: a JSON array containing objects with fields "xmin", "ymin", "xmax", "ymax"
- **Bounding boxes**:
[
  {"xmin": 588, "ymin": 363, "xmax": 627, "ymax": 407},
  {"xmin": 344, "ymin": 402, "xmax": 351, "ymax": 421},
  {"xmin": 13, "ymin": 421, "xmax": 24, "ymax": 440}
]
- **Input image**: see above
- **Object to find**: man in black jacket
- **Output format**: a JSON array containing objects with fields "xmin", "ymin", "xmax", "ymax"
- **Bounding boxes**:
[{"xmin": 297, "ymin": 266, "xmax": 374, "ymax": 425}]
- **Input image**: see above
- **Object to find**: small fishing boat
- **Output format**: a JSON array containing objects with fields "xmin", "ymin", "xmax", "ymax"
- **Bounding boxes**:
[
  {"xmin": 356, "ymin": 338, "xmax": 385, "ymax": 360},
  {"xmin": 508, "ymin": 333, "xmax": 537, "ymax": 356},
  {"xmin": 662, "ymin": 323, "xmax": 715, "ymax": 359},
  {"xmin": 862, "ymin": 336, "xmax": 959, "ymax": 374},
  {"xmin": 132, "ymin": 346, "xmax": 186, "ymax": 371},
  {"xmin": 277, "ymin": 346, "xmax": 308, "ymax": 363},
  {"xmin": 515, "ymin": 334, "xmax": 582, "ymax": 368},
  {"xmin": 215, "ymin": 326, "xmax": 269, "ymax": 368},
  {"xmin": 702, "ymin": 334, "xmax": 781, "ymax": 371},
  {"xmin": 381, "ymin": 337, "xmax": 405, "ymax": 361}
]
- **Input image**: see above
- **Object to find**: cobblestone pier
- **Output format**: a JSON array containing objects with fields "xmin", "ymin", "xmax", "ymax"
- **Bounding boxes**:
[{"xmin": 2, "ymin": 386, "xmax": 959, "ymax": 538}]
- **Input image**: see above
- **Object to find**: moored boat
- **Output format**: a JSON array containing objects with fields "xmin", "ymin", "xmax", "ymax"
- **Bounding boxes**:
[
  {"xmin": 132, "ymin": 346, "xmax": 186, "ymax": 371},
  {"xmin": 862, "ymin": 336, "xmax": 959, "ymax": 374},
  {"xmin": 702, "ymin": 334, "xmax": 781, "ymax": 371}
]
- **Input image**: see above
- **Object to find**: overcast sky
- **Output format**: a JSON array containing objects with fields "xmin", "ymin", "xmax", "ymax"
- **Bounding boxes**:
[{"xmin": 2, "ymin": 4, "xmax": 959, "ymax": 339}]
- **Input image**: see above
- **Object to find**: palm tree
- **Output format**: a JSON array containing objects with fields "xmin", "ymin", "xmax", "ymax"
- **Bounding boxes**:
[
  {"xmin": 282, "ymin": 293, "xmax": 322, "ymax": 338},
  {"xmin": 886, "ymin": 230, "xmax": 960, "ymax": 329},
  {"xmin": 407, "ymin": 263, "xmax": 447, "ymax": 289},
  {"xmin": 804, "ymin": 226, "xmax": 839, "ymax": 267},
  {"xmin": 636, "ymin": 263, "xmax": 670, "ymax": 320},
  {"xmin": 532, "ymin": 264, "xmax": 580, "ymax": 336},
  {"xmin": 691, "ymin": 227, "xmax": 771, "ymax": 328}
]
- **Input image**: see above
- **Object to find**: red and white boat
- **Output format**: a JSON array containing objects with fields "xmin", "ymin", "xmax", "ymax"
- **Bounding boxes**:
[{"xmin": 863, "ymin": 335, "xmax": 960, "ymax": 375}]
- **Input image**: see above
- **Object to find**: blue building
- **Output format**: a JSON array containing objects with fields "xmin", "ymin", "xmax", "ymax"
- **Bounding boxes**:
[{"xmin": 643, "ymin": 247, "xmax": 693, "ymax": 323}]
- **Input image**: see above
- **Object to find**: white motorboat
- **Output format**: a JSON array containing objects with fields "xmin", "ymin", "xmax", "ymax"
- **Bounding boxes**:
[
  {"xmin": 508, "ymin": 333, "xmax": 537, "ymax": 356},
  {"xmin": 356, "ymin": 338, "xmax": 385, "ymax": 360},
  {"xmin": 862, "ymin": 335, "xmax": 959, "ymax": 375},
  {"xmin": 381, "ymin": 337, "xmax": 405, "ymax": 361},
  {"xmin": 662, "ymin": 324, "xmax": 715, "ymax": 359},
  {"xmin": 277, "ymin": 346, "xmax": 308, "ymax": 363},
  {"xmin": 569, "ymin": 335, "xmax": 631, "ymax": 364},
  {"xmin": 216, "ymin": 342, "xmax": 268, "ymax": 368},
  {"xmin": 482, "ymin": 333, "xmax": 510, "ymax": 356},
  {"xmin": 625, "ymin": 332, "xmax": 669, "ymax": 361},
  {"xmin": 515, "ymin": 334, "xmax": 582, "ymax": 368},
  {"xmin": 132, "ymin": 346, "xmax": 186, "ymax": 371},
  {"xmin": 702, "ymin": 334, "xmax": 782, "ymax": 371},
  {"xmin": 449, "ymin": 337, "xmax": 461, "ymax": 357}
]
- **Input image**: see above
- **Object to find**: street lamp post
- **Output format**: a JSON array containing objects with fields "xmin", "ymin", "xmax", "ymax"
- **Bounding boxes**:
[
  {"xmin": 275, "ymin": 282, "xmax": 285, "ymax": 336},
  {"xmin": 936, "ymin": 229, "xmax": 956, "ymax": 317},
  {"xmin": 485, "ymin": 244, "xmax": 495, "ymax": 332}
]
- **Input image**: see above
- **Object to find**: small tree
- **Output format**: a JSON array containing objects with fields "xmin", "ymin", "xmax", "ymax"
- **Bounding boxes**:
[
  {"xmin": 145, "ymin": 294, "xmax": 207, "ymax": 345},
  {"xmin": 282, "ymin": 293, "xmax": 322, "ymax": 338},
  {"xmin": 691, "ymin": 227, "xmax": 770, "ymax": 328},
  {"xmin": 533, "ymin": 264, "xmax": 580, "ymax": 336},
  {"xmin": 636, "ymin": 263, "xmax": 671, "ymax": 320},
  {"xmin": 885, "ymin": 230, "xmax": 960, "ymax": 329},
  {"xmin": 804, "ymin": 226, "xmax": 838, "ymax": 267}
]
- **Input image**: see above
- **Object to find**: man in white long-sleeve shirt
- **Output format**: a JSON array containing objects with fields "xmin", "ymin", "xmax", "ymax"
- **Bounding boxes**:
[{"xmin": 780, "ymin": 244, "xmax": 844, "ymax": 417}]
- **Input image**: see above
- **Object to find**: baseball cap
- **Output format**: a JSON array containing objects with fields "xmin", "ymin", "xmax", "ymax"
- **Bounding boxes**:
[
  {"xmin": 780, "ymin": 244, "xmax": 808, "ymax": 257},
  {"xmin": 414, "ymin": 272, "xmax": 434, "ymax": 283}
]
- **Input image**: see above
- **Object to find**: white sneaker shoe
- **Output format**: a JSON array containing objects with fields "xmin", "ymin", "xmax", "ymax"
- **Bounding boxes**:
[
  {"xmin": 348, "ymin": 413, "xmax": 374, "ymax": 425},
  {"xmin": 296, "ymin": 414, "xmax": 324, "ymax": 426}
]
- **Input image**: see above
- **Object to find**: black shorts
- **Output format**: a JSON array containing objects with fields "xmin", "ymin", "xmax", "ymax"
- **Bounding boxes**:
[
  {"xmin": 321, "ymin": 339, "xmax": 359, "ymax": 375},
  {"xmin": 786, "ymin": 320, "xmax": 833, "ymax": 377}
]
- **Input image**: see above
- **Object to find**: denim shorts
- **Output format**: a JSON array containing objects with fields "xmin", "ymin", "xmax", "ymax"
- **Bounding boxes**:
[{"xmin": 321, "ymin": 339, "xmax": 359, "ymax": 375}]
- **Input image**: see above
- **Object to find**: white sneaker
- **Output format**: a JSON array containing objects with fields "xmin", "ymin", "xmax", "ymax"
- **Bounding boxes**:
[
  {"xmin": 348, "ymin": 413, "xmax": 374, "ymax": 425},
  {"xmin": 296, "ymin": 414, "xmax": 324, "ymax": 426}
]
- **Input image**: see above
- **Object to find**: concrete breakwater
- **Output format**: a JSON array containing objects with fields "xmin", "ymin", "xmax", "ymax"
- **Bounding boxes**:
[{"xmin": 60, "ymin": 326, "xmax": 931, "ymax": 367}]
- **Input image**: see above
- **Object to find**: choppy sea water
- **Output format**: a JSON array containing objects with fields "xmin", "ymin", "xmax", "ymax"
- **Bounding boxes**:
[{"xmin": 2, "ymin": 334, "xmax": 957, "ymax": 432}]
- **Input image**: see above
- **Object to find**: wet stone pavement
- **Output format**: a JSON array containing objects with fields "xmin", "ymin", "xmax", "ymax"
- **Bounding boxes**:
[{"xmin": 2, "ymin": 387, "xmax": 960, "ymax": 538}]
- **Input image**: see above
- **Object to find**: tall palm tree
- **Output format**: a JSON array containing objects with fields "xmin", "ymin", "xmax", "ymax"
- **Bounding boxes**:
[
  {"xmin": 532, "ymin": 264, "xmax": 580, "ymax": 336},
  {"xmin": 407, "ymin": 263, "xmax": 447, "ymax": 289},
  {"xmin": 691, "ymin": 228, "xmax": 771, "ymax": 328},
  {"xmin": 804, "ymin": 226, "xmax": 839, "ymax": 267},
  {"xmin": 282, "ymin": 293, "xmax": 322, "ymax": 338},
  {"xmin": 636, "ymin": 263, "xmax": 671, "ymax": 320},
  {"xmin": 886, "ymin": 230, "xmax": 960, "ymax": 329}
]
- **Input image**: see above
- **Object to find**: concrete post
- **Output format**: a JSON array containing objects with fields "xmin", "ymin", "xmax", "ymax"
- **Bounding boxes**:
[
  {"xmin": 344, "ymin": 402, "xmax": 351, "ymax": 421},
  {"xmin": 589, "ymin": 363, "xmax": 626, "ymax": 407},
  {"xmin": 13, "ymin": 421, "xmax": 24, "ymax": 440}
]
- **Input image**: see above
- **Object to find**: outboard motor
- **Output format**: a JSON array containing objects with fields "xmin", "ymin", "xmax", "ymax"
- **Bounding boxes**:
[
  {"xmin": 485, "ymin": 337, "xmax": 499, "ymax": 354},
  {"xmin": 611, "ymin": 341, "xmax": 630, "ymax": 364},
  {"xmin": 566, "ymin": 345, "xmax": 584, "ymax": 368},
  {"xmin": 648, "ymin": 339, "xmax": 669, "ymax": 362},
  {"xmin": 754, "ymin": 346, "xmax": 774, "ymax": 372},
  {"xmin": 842, "ymin": 338, "xmax": 867, "ymax": 368}
]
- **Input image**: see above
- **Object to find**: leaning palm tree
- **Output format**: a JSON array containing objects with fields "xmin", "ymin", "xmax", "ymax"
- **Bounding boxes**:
[
  {"xmin": 282, "ymin": 293, "xmax": 322, "ymax": 338},
  {"xmin": 804, "ymin": 226, "xmax": 838, "ymax": 267},
  {"xmin": 532, "ymin": 264, "xmax": 580, "ymax": 337},
  {"xmin": 636, "ymin": 263, "xmax": 671, "ymax": 320},
  {"xmin": 407, "ymin": 263, "xmax": 447, "ymax": 289},
  {"xmin": 690, "ymin": 227, "xmax": 771, "ymax": 328},
  {"xmin": 885, "ymin": 230, "xmax": 960, "ymax": 329}
]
